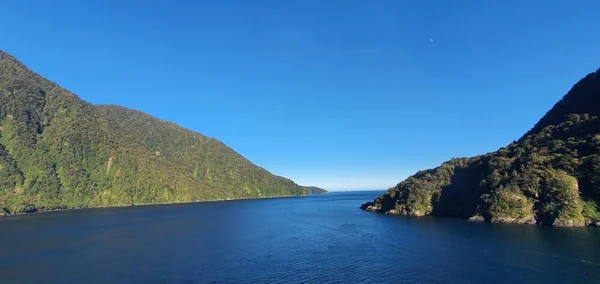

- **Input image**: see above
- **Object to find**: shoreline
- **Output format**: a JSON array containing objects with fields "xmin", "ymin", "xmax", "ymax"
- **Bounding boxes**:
[
  {"xmin": 1, "ymin": 193, "xmax": 325, "ymax": 218},
  {"xmin": 360, "ymin": 202, "xmax": 600, "ymax": 228}
]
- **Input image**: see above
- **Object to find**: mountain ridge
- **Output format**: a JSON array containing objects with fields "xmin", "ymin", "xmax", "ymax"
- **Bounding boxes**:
[{"xmin": 0, "ymin": 50, "xmax": 324, "ymax": 215}]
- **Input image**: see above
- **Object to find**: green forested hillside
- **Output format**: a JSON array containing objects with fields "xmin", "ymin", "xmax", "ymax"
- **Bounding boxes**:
[
  {"xmin": 94, "ymin": 105, "xmax": 308, "ymax": 199},
  {"xmin": 362, "ymin": 69, "xmax": 600, "ymax": 227},
  {"xmin": 0, "ymin": 50, "xmax": 320, "ymax": 215}
]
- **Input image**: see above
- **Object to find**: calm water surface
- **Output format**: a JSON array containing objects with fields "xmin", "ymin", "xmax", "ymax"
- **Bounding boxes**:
[{"xmin": 0, "ymin": 191, "xmax": 599, "ymax": 283}]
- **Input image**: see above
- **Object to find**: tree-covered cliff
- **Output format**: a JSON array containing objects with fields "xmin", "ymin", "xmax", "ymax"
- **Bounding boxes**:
[
  {"xmin": 0, "ymin": 50, "xmax": 322, "ymax": 215},
  {"xmin": 362, "ymin": 69, "xmax": 600, "ymax": 227}
]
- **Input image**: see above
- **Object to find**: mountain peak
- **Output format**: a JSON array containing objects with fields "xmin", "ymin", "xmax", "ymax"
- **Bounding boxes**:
[{"xmin": 526, "ymin": 68, "xmax": 600, "ymax": 136}]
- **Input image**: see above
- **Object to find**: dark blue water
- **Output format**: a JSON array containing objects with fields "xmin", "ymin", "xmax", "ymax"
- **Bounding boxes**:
[{"xmin": 0, "ymin": 191, "xmax": 599, "ymax": 283}]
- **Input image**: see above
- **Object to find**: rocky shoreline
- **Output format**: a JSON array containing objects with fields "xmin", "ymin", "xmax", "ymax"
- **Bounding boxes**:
[{"xmin": 360, "ymin": 201, "xmax": 600, "ymax": 228}]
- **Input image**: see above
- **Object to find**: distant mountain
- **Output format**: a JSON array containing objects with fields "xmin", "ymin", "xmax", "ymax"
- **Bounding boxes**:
[
  {"xmin": 0, "ymin": 50, "xmax": 324, "ymax": 215},
  {"xmin": 299, "ymin": 186, "xmax": 327, "ymax": 194},
  {"xmin": 362, "ymin": 69, "xmax": 600, "ymax": 227}
]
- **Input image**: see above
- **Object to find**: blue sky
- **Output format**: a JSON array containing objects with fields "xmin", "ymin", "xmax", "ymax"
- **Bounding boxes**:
[{"xmin": 2, "ymin": 1, "xmax": 600, "ymax": 190}]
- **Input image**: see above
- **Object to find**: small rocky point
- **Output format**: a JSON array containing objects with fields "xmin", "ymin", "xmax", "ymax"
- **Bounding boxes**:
[{"xmin": 360, "ymin": 202, "xmax": 379, "ymax": 212}]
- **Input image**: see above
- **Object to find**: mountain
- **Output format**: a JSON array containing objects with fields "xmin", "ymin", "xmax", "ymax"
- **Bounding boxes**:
[
  {"xmin": 299, "ymin": 186, "xmax": 328, "ymax": 194},
  {"xmin": 361, "ymin": 69, "xmax": 600, "ymax": 227},
  {"xmin": 0, "ymin": 50, "xmax": 324, "ymax": 215}
]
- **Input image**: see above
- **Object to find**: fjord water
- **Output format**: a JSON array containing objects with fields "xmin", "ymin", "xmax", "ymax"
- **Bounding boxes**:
[{"xmin": 1, "ymin": 191, "xmax": 599, "ymax": 283}]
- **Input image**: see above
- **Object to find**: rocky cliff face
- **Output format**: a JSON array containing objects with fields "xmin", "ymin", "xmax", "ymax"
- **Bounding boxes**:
[{"xmin": 362, "ymin": 68, "xmax": 600, "ymax": 227}]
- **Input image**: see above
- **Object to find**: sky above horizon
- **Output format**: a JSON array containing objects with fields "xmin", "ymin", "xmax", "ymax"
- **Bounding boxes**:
[{"xmin": 2, "ymin": 1, "xmax": 600, "ymax": 190}]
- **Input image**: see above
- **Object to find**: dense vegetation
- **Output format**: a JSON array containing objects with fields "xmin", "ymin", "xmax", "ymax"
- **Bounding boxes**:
[
  {"xmin": 362, "ymin": 69, "xmax": 600, "ymax": 227},
  {"xmin": 0, "ymin": 50, "xmax": 323, "ymax": 215}
]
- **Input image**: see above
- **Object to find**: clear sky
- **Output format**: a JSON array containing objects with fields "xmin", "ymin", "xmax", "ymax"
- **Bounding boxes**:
[{"xmin": 1, "ymin": 1, "xmax": 600, "ymax": 190}]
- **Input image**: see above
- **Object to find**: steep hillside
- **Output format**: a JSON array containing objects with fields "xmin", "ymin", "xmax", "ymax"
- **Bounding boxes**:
[
  {"xmin": 361, "ymin": 69, "xmax": 600, "ymax": 227},
  {"xmin": 0, "ymin": 51, "xmax": 320, "ymax": 215},
  {"xmin": 94, "ymin": 105, "xmax": 309, "ymax": 199}
]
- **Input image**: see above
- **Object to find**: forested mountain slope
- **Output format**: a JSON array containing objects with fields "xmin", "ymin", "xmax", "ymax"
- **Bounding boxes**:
[
  {"xmin": 362, "ymin": 69, "xmax": 600, "ymax": 227},
  {"xmin": 0, "ymin": 50, "xmax": 319, "ymax": 215}
]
